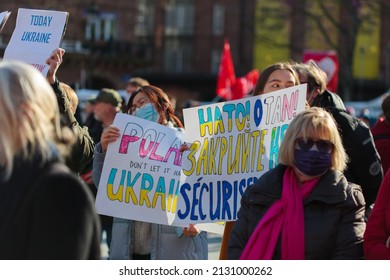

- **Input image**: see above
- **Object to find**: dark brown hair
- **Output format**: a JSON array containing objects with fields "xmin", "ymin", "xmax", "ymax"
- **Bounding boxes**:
[
  {"xmin": 126, "ymin": 85, "xmax": 184, "ymax": 128},
  {"xmin": 253, "ymin": 62, "xmax": 299, "ymax": 96}
]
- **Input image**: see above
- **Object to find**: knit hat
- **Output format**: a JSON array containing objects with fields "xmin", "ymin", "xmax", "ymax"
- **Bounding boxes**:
[{"xmin": 94, "ymin": 88, "xmax": 122, "ymax": 107}]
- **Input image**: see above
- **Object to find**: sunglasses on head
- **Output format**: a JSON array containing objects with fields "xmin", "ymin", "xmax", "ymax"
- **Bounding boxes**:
[{"xmin": 296, "ymin": 137, "xmax": 333, "ymax": 153}]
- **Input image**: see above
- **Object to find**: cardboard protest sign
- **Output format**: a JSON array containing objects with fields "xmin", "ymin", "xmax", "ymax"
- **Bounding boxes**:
[
  {"xmin": 3, "ymin": 8, "xmax": 68, "ymax": 76},
  {"xmin": 95, "ymin": 113, "xmax": 185, "ymax": 225},
  {"xmin": 176, "ymin": 84, "xmax": 307, "ymax": 224},
  {"xmin": 0, "ymin": 11, "xmax": 11, "ymax": 34}
]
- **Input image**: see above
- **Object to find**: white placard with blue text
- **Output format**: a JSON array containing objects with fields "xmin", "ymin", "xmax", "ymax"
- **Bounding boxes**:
[
  {"xmin": 3, "ymin": 8, "xmax": 68, "ymax": 76},
  {"xmin": 176, "ymin": 84, "xmax": 307, "ymax": 224}
]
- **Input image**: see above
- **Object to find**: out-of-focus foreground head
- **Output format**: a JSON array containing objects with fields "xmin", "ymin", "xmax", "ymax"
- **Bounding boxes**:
[{"xmin": 0, "ymin": 60, "xmax": 70, "ymax": 179}]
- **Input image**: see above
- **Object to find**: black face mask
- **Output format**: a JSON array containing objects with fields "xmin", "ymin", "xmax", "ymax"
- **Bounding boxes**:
[{"xmin": 294, "ymin": 149, "xmax": 332, "ymax": 177}]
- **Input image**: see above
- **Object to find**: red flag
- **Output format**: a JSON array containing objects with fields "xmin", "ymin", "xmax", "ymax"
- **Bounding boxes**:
[
  {"xmin": 233, "ymin": 69, "xmax": 260, "ymax": 99},
  {"xmin": 303, "ymin": 50, "xmax": 339, "ymax": 93},
  {"xmin": 216, "ymin": 40, "xmax": 236, "ymax": 100}
]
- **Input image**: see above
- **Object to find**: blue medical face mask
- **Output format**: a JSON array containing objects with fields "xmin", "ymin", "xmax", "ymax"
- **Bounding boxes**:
[
  {"xmin": 133, "ymin": 103, "xmax": 159, "ymax": 122},
  {"xmin": 294, "ymin": 149, "xmax": 332, "ymax": 177}
]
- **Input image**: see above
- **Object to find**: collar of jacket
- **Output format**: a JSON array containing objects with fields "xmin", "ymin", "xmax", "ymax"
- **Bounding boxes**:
[
  {"xmin": 312, "ymin": 90, "xmax": 346, "ymax": 111},
  {"xmin": 243, "ymin": 165, "xmax": 348, "ymax": 206}
]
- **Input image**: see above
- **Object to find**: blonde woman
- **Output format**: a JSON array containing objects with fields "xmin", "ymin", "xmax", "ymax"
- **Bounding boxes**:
[
  {"xmin": 229, "ymin": 107, "xmax": 365, "ymax": 259},
  {"xmin": 0, "ymin": 61, "xmax": 101, "ymax": 259}
]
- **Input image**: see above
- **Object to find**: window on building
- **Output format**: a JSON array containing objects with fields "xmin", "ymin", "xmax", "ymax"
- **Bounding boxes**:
[
  {"xmin": 135, "ymin": 0, "xmax": 155, "ymax": 36},
  {"xmin": 164, "ymin": 39, "xmax": 192, "ymax": 72},
  {"xmin": 165, "ymin": 0, "xmax": 194, "ymax": 35},
  {"xmin": 213, "ymin": 4, "xmax": 225, "ymax": 36},
  {"xmin": 85, "ymin": 12, "xmax": 118, "ymax": 42},
  {"xmin": 211, "ymin": 49, "xmax": 222, "ymax": 74}
]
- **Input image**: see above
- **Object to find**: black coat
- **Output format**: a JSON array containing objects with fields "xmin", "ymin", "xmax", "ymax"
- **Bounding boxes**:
[
  {"xmin": 313, "ymin": 90, "xmax": 383, "ymax": 205},
  {"xmin": 228, "ymin": 165, "xmax": 366, "ymax": 260},
  {"xmin": 0, "ymin": 156, "xmax": 101, "ymax": 260}
]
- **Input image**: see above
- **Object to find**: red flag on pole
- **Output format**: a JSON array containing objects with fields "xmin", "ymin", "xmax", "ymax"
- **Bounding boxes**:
[{"xmin": 216, "ymin": 40, "xmax": 236, "ymax": 100}]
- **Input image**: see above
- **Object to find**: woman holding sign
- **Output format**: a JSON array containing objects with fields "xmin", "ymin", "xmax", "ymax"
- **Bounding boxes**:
[
  {"xmin": 93, "ymin": 85, "xmax": 208, "ymax": 260},
  {"xmin": 228, "ymin": 107, "xmax": 365, "ymax": 259}
]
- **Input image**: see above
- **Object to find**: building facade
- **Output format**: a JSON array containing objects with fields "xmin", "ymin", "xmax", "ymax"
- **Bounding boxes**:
[
  {"xmin": 1, "ymin": 0, "xmax": 388, "ymax": 104},
  {"xmin": 0, "ymin": 0, "xmax": 256, "ymax": 107}
]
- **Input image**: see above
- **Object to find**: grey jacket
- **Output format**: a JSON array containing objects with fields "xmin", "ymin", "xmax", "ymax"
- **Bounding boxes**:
[{"xmin": 92, "ymin": 124, "xmax": 208, "ymax": 260}]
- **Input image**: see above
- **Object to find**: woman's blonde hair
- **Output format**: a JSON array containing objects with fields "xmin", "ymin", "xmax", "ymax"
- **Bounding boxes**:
[
  {"xmin": 0, "ymin": 60, "xmax": 73, "ymax": 179},
  {"xmin": 278, "ymin": 107, "xmax": 348, "ymax": 172}
]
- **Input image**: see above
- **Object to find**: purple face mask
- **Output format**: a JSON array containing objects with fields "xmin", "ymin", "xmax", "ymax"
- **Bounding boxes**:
[{"xmin": 294, "ymin": 149, "xmax": 331, "ymax": 177}]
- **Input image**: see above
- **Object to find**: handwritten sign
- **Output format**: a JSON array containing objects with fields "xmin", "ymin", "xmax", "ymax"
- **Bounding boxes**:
[
  {"xmin": 0, "ymin": 11, "xmax": 11, "ymax": 34},
  {"xmin": 3, "ymin": 8, "xmax": 68, "ymax": 76},
  {"xmin": 95, "ymin": 113, "xmax": 185, "ymax": 225},
  {"xmin": 176, "ymin": 84, "xmax": 307, "ymax": 224}
]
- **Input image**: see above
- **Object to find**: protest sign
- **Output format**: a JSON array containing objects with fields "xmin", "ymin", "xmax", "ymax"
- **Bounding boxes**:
[
  {"xmin": 95, "ymin": 85, "xmax": 306, "ymax": 229},
  {"xmin": 0, "ymin": 11, "xmax": 11, "ymax": 33},
  {"xmin": 3, "ymin": 8, "xmax": 68, "ymax": 76},
  {"xmin": 95, "ymin": 113, "xmax": 185, "ymax": 225},
  {"xmin": 176, "ymin": 84, "xmax": 307, "ymax": 224}
]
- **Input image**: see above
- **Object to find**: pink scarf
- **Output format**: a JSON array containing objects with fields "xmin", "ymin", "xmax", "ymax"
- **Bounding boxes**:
[{"xmin": 240, "ymin": 167, "xmax": 319, "ymax": 260}]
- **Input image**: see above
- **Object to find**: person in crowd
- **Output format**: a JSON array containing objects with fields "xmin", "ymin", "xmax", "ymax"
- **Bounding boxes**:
[
  {"xmin": 93, "ymin": 85, "xmax": 208, "ymax": 260},
  {"xmin": 125, "ymin": 76, "xmax": 150, "ymax": 106},
  {"xmin": 93, "ymin": 88, "xmax": 123, "ymax": 128},
  {"xmin": 364, "ymin": 169, "xmax": 390, "ymax": 259},
  {"xmin": 371, "ymin": 95, "xmax": 390, "ymax": 174},
  {"xmin": 46, "ymin": 48, "xmax": 95, "ymax": 176},
  {"xmin": 59, "ymin": 82, "xmax": 79, "ymax": 115},
  {"xmin": 46, "ymin": 48, "xmax": 101, "ymax": 224},
  {"xmin": 252, "ymin": 61, "xmax": 300, "ymax": 96},
  {"xmin": 293, "ymin": 60, "xmax": 383, "ymax": 208},
  {"xmin": 82, "ymin": 94, "xmax": 104, "ymax": 145},
  {"xmin": 228, "ymin": 107, "xmax": 366, "ymax": 260},
  {"xmin": 359, "ymin": 108, "xmax": 376, "ymax": 128},
  {"xmin": 0, "ymin": 60, "xmax": 101, "ymax": 259},
  {"xmin": 219, "ymin": 61, "xmax": 301, "ymax": 260},
  {"xmin": 90, "ymin": 87, "xmax": 123, "ymax": 255},
  {"xmin": 79, "ymin": 93, "xmax": 108, "ymax": 250}
]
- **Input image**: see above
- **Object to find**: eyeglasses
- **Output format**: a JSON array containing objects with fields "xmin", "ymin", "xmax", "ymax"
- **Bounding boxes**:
[
  {"xmin": 296, "ymin": 138, "xmax": 333, "ymax": 153},
  {"xmin": 130, "ymin": 96, "xmax": 152, "ymax": 114}
]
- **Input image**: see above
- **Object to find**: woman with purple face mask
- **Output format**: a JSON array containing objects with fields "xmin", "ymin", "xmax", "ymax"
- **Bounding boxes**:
[
  {"xmin": 93, "ymin": 85, "xmax": 208, "ymax": 260},
  {"xmin": 228, "ymin": 107, "xmax": 366, "ymax": 260}
]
